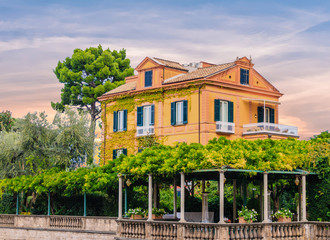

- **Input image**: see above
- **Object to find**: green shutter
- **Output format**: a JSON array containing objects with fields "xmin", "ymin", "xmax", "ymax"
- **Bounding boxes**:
[
  {"xmin": 246, "ymin": 70, "xmax": 249, "ymax": 85},
  {"xmin": 113, "ymin": 111, "xmax": 118, "ymax": 132},
  {"xmin": 270, "ymin": 108, "xmax": 275, "ymax": 123},
  {"xmin": 214, "ymin": 99, "xmax": 220, "ymax": 121},
  {"xmin": 137, "ymin": 107, "xmax": 143, "ymax": 126},
  {"xmin": 123, "ymin": 110, "xmax": 127, "ymax": 131},
  {"xmin": 113, "ymin": 149, "xmax": 117, "ymax": 160},
  {"xmin": 150, "ymin": 105, "xmax": 155, "ymax": 126},
  {"xmin": 183, "ymin": 100, "xmax": 188, "ymax": 124},
  {"xmin": 257, "ymin": 106, "xmax": 264, "ymax": 123},
  {"xmin": 171, "ymin": 102, "xmax": 176, "ymax": 126},
  {"xmin": 228, "ymin": 101, "xmax": 234, "ymax": 123},
  {"xmin": 123, "ymin": 148, "xmax": 127, "ymax": 156}
]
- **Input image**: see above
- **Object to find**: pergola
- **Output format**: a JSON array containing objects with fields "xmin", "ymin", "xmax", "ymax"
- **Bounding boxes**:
[{"xmin": 117, "ymin": 168, "xmax": 314, "ymax": 223}]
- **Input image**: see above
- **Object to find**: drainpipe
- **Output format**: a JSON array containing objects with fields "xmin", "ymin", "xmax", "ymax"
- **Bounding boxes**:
[{"xmin": 198, "ymin": 84, "xmax": 203, "ymax": 144}]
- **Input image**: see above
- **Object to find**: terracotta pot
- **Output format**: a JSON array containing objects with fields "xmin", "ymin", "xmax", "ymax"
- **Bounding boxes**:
[
  {"xmin": 152, "ymin": 214, "xmax": 163, "ymax": 220},
  {"xmin": 238, "ymin": 217, "xmax": 252, "ymax": 223},
  {"xmin": 130, "ymin": 214, "xmax": 143, "ymax": 220},
  {"xmin": 278, "ymin": 217, "xmax": 291, "ymax": 222}
]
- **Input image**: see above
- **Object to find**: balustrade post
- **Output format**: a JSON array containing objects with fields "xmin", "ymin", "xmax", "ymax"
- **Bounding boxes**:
[
  {"xmin": 180, "ymin": 172, "xmax": 186, "ymax": 222},
  {"xmin": 118, "ymin": 174, "xmax": 123, "ymax": 220},
  {"xmin": 148, "ymin": 174, "xmax": 153, "ymax": 221},
  {"xmin": 177, "ymin": 223, "xmax": 184, "ymax": 240},
  {"xmin": 145, "ymin": 221, "xmax": 152, "ymax": 240},
  {"xmin": 263, "ymin": 224, "xmax": 272, "ymax": 240},
  {"xmin": 218, "ymin": 225, "xmax": 229, "ymax": 240},
  {"xmin": 301, "ymin": 174, "xmax": 307, "ymax": 221},
  {"xmin": 263, "ymin": 172, "xmax": 269, "ymax": 222}
]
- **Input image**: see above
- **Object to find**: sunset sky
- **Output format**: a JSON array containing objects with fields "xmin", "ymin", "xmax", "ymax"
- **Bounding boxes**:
[{"xmin": 0, "ymin": 0, "xmax": 329, "ymax": 139}]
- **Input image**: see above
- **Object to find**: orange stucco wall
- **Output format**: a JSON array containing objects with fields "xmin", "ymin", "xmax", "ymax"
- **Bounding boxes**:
[{"xmin": 101, "ymin": 57, "xmax": 292, "ymax": 162}]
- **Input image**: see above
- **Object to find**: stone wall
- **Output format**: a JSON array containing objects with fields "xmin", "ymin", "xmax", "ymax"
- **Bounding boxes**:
[{"xmin": 0, "ymin": 214, "xmax": 117, "ymax": 240}]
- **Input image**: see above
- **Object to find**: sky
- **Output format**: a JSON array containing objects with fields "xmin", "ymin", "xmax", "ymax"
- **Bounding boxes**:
[{"xmin": 0, "ymin": 0, "xmax": 330, "ymax": 139}]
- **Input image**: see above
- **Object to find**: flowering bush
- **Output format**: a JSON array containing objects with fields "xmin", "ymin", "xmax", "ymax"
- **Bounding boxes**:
[
  {"xmin": 273, "ymin": 208, "xmax": 293, "ymax": 219},
  {"xmin": 238, "ymin": 206, "xmax": 258, "ymax": 222},
  {"xmin": 126, "ymin": 208, "xmax": 145, "ymax": 217},
  {"xmin": 152, "ymin": 208, "xmax": 167, "ymax": 216}
]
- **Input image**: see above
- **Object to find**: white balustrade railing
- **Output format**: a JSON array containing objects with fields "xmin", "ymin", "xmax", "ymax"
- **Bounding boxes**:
[
  {"xmin": 243, "ymin": 123, "xmax": 298, "ymax": 137},
  {"xmin": 116, "ymin": 220, "xmax": 330, "ymax": 240},
  {"xmin": 136, "ymin": 126, "xmax": 155, "ymax": 137},
  {"xmin": 49, "ymin": 216, "xmax": 83, "ymax": 229},
  {"xmin": 216, "ymin": 121, "xmax": 235, "ymax": 134}
]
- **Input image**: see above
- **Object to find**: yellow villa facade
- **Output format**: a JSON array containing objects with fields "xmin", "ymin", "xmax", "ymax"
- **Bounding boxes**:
[{"xmin": 98, "ymin": 56, "xmax": 298, "ymax": 164}]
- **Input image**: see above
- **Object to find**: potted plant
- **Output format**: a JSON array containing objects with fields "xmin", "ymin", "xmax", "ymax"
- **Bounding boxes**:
[
  {"xmin": 238, "ymin": 206, "xmax": 258, "ymax": 223},
  {"xmin": 127, "ymin": 208, "xmax": 145, "ymax": 220},
  {"xmin": 152, "ymin": 208, "xmax": 166, "ymax": 220},
  {"xmin": 273, "ymin": 208, "xmax": 293, "ymax": 222}
]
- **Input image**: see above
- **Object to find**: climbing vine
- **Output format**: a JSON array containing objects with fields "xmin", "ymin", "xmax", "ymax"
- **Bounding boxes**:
[{"xmin": 100, "ymin": 83, "xmax": 204, "ymax": 164}]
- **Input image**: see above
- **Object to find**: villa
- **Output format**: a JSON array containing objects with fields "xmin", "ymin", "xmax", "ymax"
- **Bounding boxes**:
[{"xmin": 98, "ymin": 56, "xmax": 298, "ymax": 163}]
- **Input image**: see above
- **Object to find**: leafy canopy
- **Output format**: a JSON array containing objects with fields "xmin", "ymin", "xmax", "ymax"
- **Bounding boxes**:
[{"xmin": 52, "ymin": 45, "xmax": 134, "ymax": 122}]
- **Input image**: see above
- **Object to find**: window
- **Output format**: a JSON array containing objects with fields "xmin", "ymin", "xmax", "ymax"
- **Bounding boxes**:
[
  {"xmin": 145, "ymin": 70, "xmax": 152, "ymax": 87},
  {"xmin": 240, "ymin": 68, "xmax": 249, "ymax": 85},
  {"xmin": 214, "ymin": 99, "xmax": 233, "ymax": 122},
  {"xmin": 113, "ymin": 110, "xmax": 127, "ymax": 132},
  {"xmin": 171, "ymin": 100, "xmax": 188, "ymax": 125},
  {"xmin": 113, "ymin": 148, "xmax": 127, "ymax": 159},
  {"xmin": 137, "ymin": 105, "xmax": 154, "ymax": 127},
  {"xmin": 257, "ymin": 106, "xmax": 274, "ymax": 123}
]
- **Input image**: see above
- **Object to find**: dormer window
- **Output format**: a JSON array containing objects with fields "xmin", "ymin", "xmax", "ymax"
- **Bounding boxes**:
[
  {"xmin": 145, "ymin": 70, "xmax": 152, "ymax": 87},
  {"xmin": 240, "ymin": 69, "xmax": 249, "ymax": 85}
]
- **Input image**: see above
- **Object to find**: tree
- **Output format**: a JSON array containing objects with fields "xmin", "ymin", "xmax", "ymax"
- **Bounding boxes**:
[
  {"xmin": 51, "ymin": 45, "xmax": 134, "ymax": 134},
  {"xmin": 0, "ymin": 110, "xmax": 14, "ymax": 132}
]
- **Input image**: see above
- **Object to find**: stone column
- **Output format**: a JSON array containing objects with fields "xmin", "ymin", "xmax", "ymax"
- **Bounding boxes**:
[
  {"xmin": 173, "ymin": 178, "xmax": 177, "ymax": 219},
  {"xmin": 118, "ymin": 174, "xmax": 123, "ymax": 220},
  {"xmin": 233, "ymin": 179, "xmax": 237, "ymax": 223},
  {"xmin": 301, "ymin": 174, "xmax": 307, "ymax": 221},
  {"xmin": 263, "ymin": 172, "xmax": 269, "ymax": 223},
  {"xmin": 219, "ymin": 170, "xmax": 225, "ymax": 223},
  {"xmin": 259, "ymin": 180, "xmax": 263, "ymax": 222},
  {"xmin": 180, "ymin": 172, "xmax": 186, "ymax": 222},
  {"xmin": 148, "ymin": 174, "xmax": 153, "ymax": 221}
]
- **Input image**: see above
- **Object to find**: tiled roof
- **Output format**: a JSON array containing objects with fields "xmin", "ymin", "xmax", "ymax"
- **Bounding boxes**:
[
  {"xmin": 152, "ymin": 57, "xmax": 188, "ymax": 71},
  {"xmin": 163, "ymin": 62, "xmax": 235, "ymax": 84},
  {"xmin": 104, "ymin": 81, "xmax": 136, "ymax": 95}
]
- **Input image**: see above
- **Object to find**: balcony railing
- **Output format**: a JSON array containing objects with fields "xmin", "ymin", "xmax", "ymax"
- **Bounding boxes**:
[
  {"xmin": 136, "ymin": 126, "xmax": 155, "ymax": 137},
  {"xmin": 243, "ymin": 123, "xmax": 298, "ymax": 137},
  {"xmin": 216, "ymin": 121, "xmax": 235, "ymax": 134}
]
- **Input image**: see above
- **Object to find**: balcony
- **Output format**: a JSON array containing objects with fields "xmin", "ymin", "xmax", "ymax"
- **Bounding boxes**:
[
  {"xmin": 216, "ymin": 121, "xmax": 235, "ymax": 134},
  {"xmin": 243, "ymin": 122, "xmax": 298, "ymax": 137},
  {"xmin": 136, "ymin": 126, "xmax": 155, "ymax": 137}
]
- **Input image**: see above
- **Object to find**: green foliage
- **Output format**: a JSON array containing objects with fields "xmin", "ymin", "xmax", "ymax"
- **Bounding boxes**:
[
  {"xmin": 0, "ymin": 132, "xmax": 329, "ymax": 219},
  {"xmin": 273, "ymin": 208, "xmax": 293, "ymax": 219},
  {"xmin": 0, "ymin": 109, "xmax": 94, "ymax": 179},
  {"xmin": 238, "ymin": 206, "xmax": 258, "ymax": 221},
  {"xmin": 0, "ymin": 110, "xmax": 14, "ymax": 132},
  {"xmin": 0, "ymin": 193, "xmax": 16, "ymax": 214}
]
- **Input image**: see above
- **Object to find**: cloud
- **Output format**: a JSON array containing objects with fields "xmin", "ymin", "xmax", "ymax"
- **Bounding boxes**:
[{"xmin": 0, "ymin": 1, "xmax": 330, "ymax": 138}]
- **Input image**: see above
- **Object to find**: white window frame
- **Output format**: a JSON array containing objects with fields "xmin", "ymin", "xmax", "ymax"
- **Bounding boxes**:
[
  {"xmin": 176, "ymin": 101, "xmax": 184, "ymax": 125},
  {"xmin": 265, "ymin": 108, "xmax": 270, "ymax": 123},
  {"xmin": 219, "ymin": 101, "xmax": 229, "ymax": 122},
  {"xmin": 117, "ymin": 110, "xmax": 124, "ymax": 131},
  {"xmin": 117, "ymin": 149, "xmax": 124, "ymax": 157},
  {"xmin": 142, "ymin": 105, "xmax": 152, "ymax": 127}
]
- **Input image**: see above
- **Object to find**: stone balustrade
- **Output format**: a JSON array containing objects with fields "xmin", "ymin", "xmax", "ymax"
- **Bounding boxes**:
[
  {"xmin": 116, "ymin": 220, "xmax": 330, "ymax": 240},
  {"xmin": 0, "ymin": 214, "xmax": 117, "ymax": 232}
]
